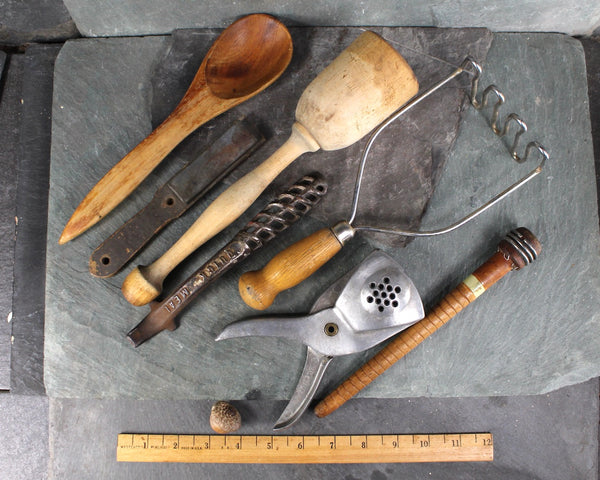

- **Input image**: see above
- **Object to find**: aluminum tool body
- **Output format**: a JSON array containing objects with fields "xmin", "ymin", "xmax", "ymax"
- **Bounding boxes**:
[
  {"xmin": 314, "ymin": 227, "xmax": 542, "ymax": 418},
  {"xmin": 217, "ymin": 250, "xmax": 424, "ymax": 429}
]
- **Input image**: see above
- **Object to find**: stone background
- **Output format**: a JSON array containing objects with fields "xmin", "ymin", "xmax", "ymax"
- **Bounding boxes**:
[{"xmin": 2, "ymin": 1, "xmax": 600, "ymax": 479}]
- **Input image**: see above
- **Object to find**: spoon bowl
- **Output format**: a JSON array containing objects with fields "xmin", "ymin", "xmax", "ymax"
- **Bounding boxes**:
[
  {"xmin": 206, "ymin": 14, "xmax": 293, "ymax": 99},
  {"xmin": 60, "ymin": 14, "xmax": 292, "ymax": 244}
]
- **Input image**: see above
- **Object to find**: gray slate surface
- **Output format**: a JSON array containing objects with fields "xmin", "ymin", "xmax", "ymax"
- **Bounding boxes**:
[
  {"xmin": 45, "ymin": 27, "xmax": 492, "ymax": 398},
  {"xmin": 0, "ymin": 33, "xmax": 596, "ymax": 480},
  {"xmin": 11, "ymin": 44, "xmax": 62, "ymax": 395},
  {"xmin": 48, "ymin": 380, "xmax": 598, "ymax": 479},
  {"xmin": 0, "ymin": 50, "xmax": 20, "ymax": 390},
  {"xmin": 45, "ymin": 30, "xmax": 600, "ymax": 401},
  {"xmin": 61, "ymin": 1, "xmax": 600, "ymax": 37},
  {"xmin": 0, "ymin": 394, "xmax": 49, "ymax": 480},
  {"xmin": 582, "ymin": 37, "xmax": 600, "ymax": 220},
  {"xmin": 0, "ymin": 0, "xmax": 79, "ymax": 45}
]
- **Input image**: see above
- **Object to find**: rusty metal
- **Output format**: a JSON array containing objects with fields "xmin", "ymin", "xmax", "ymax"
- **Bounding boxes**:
[
  {"xmin": 126, "ymin": 173, "xmax": 328, "ymax": 347},
  {"xmin": 89, "ymin": 119, "xmax": 264, "ymax": 277}
]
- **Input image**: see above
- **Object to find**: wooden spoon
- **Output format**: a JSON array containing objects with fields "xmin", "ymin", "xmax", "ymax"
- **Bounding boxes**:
[
  {"xmin": 121, "ymin": 31, "xmax": 419, "ymax": 306},
  {"xmin": 59, "ymin": 14, "xmax": 292, "ymax": 244}
]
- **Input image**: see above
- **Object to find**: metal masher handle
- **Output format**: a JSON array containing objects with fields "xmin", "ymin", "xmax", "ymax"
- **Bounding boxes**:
[{"xmin": 313, "ymin": 227, "xmax": 541, "ymax": 418}]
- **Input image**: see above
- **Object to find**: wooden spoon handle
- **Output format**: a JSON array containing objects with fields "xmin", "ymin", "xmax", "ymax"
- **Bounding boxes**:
[
  {"xmin": 121, "ymin": 123, "xmax": 320, "ymax": 306},
  {"xmin": 313, "ymin": 227, "xmax": 541, "ymax": 419},
  {"xmin": 58, "ymin": 110, "xmax": 204, "ymax": 244},
  {"xmin": 238, "ymin": 222, "xmax": 354, "ymax": 310}
]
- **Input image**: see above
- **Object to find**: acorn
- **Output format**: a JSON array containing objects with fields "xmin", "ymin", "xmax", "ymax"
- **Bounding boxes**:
[{"xmin": 210, "ymin": 401, "xmax": 241, "ymax": 434}]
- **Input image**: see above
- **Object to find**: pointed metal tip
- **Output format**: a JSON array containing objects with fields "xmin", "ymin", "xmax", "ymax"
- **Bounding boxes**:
[
  {"xmin": 214, "ymin": 329, "xmax": 233, "ymax": 342},
  {"xmin": 272, "ymin": 422, "xmax": 291, "ymax": 432},
  {"xmin": 272, "ymin": 413, "xmax": 298, "ymax": 431}
]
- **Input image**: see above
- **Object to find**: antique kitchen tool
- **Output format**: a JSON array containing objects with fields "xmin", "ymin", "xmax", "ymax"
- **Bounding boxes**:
[
  {"xmin": 90, "ymin": 120, "xmax": 264, "ymax": 277},
  {"xmin": 117, "ymin": 432, "xmax": 493, "ymax": 463},
  {"xmin": 314, "ymin": 227, "xmax": 541, "ymax": 418},
  {"xmin": 59, "ymin": 14, "xmax": 293, "ymax": 244},
  {"xmin": 127, "ymin": 174, "xmax": 327, "ymax": 347},
  {"xmin": 120, "ymin": 30, "xmax": 420, "ymax": 306},
  {"xmin": 217, "ymin": 250, "xmax": 424, "ymax": 430},
  {"xmin": 239, "ymin": 57, "xmax": 550, "ymax": 310}
]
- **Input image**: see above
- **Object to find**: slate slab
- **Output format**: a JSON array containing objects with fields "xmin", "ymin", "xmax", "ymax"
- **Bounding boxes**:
[
  {"xmin": 61, "ymin": 0, "xmax": 600, "ymax": 37},
  {"xmin": 0, "ymin": 394, "xmax": 49, "ymax": 480},
  {"xmin": 45, "ymin": 30, "xmax": 600, "ymax": 402},
  {"xmin": 48, "ymin": 380, "xmax": 598, "ymax": 479},
  {"xmin": 582, "ymin": 38, "xmax": 600, "ymax": 221},
  {"xmin": 0, "ymin": 0, "xmax": 79, "ymax": 45},
  {"xmin": 45, "ymin": 27, "xmax": 493, "ymax": 398},
  {"xmin": 0, "ymin": 51, "xmax": 21, "ymax": 390},
  {"xmin": 11, "ymin": 44, "xmax": 62, "ymax": 395}
]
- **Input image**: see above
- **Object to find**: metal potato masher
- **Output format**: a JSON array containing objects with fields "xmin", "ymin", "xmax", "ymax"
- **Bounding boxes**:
[{"xmin": 238, "ymin": 57, "xmax": 550, "ymax": 310}]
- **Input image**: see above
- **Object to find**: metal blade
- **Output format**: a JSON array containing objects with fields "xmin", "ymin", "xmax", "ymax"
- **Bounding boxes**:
[
  {"xmin": 273, "ymin": 347, "xmax": 332, "ymax": 431},
  {"xmin": 215, "ymin": 310, "xmax": 333, "ymax": 345}
]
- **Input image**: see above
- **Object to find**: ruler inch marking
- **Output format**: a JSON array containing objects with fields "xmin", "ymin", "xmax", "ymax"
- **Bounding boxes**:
[{"xmin": 116, "ymin": 433, "xmax": 493, "ymax": 463}]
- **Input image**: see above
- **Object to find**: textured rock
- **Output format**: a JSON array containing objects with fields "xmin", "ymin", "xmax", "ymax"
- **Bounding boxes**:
[
  {"xmin": 45, "ymin": 30, "xmax": 600, "ymax": 401},
  {"xmin": 11, "ymin": 45, "xmax": 62, "ymax": 395},
  {"xmin": 0, "ymin": 50, "xmax": 18, "ymax": 390},
  {"xmin": 0, "ymin": 0, "xmax": 79, "ymax": 45},
  {"xmin": 0, "ymin": 395, "xmax": 48, "ymax": 480},
  {"xmin": 60, "ymin": 1, "xmax": 600, "ymax": 37},
  {"xmin": 48, "ymin": 380, "xmax": 598, "ymax": 479},
  {"xmin": 582, "ymin": 37, "xmax": 600, "ymax": 227},
  {"xmin": 366, "ymin": 32, "xmax": 600, "ymax": 398},
  {"xmin": 45, "ymin": 27, "xmax": 491, "ymax": 399}
]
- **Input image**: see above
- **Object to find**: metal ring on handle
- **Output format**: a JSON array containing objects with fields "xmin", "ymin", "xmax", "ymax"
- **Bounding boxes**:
[{"xmin": 348, "ymin": 56, "xmax": 550, "ymax": 238}]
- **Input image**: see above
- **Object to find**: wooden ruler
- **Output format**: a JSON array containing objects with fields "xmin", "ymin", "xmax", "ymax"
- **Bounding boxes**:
[{"xmin": 117, "ymin": 432, "xmax": 493, "ymax": 464}]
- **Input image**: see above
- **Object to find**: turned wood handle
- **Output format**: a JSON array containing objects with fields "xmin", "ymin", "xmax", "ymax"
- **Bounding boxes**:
[
  {"xmin": 313, "ymin": 227, "xmax": 541, "ymax": 418},
  {"xmin": 239, "ymin": 227, "xmax": 346, "ymax": 310},
  {"xmin": 121, "ymin": 123, "xmax": 320, "ymax": 306}
]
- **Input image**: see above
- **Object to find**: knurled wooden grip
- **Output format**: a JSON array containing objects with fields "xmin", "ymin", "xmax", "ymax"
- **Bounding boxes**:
[
  {"xmin": 239, "ymin": 228, "xmax": 344, "ymax": 310},
  {"xmin": 314, "ymin": 227, "xmax": 541, "ymax": 418}
]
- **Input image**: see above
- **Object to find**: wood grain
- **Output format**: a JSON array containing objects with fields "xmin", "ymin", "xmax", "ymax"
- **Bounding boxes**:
[
  {"xmin": 239, "ymin": 227, "xmax": 344, "ymax": 310},
  {"xmin": 116, "ymin": 432, "xmax": 493, "ymax": 463},
  {"xmin": 121, "ymin": 30, "xmax": 419, "ymax": 306},
  {"xmin": 59, "ymin": 14, "xmax": 292, "ymax": 244},
  {"xmin": 314, "ymin": 229, "xmax": 541, "ymax": 418}
]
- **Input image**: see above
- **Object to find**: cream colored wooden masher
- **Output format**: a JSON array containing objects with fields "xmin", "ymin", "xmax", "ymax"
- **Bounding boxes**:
[{"xmin": 121, "ymin": 31, "xmax": 419, "ymax": 306}]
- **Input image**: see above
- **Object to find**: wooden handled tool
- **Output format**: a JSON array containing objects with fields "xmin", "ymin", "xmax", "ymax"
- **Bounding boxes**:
[
  {"xmin": 313, "ymin": 227, "xmax": 541, "ymax": 418},
  {"xmin": 121, "ymin": 31, "xmax": 419, "ymax": 306},
  {"xmin": 59, "ymin": 14, "xmax": 293, "ymax": 244},
  {"xmin": 238, "ymin": 58, "xmax": 550, "ymax": 311},
  {"xmin": 126, "ymin": 174, "xmax": 328, "ymax": 347},
  {"xmin": 239, "ymin": 222, "xmax": 351, "ymax": 309}
]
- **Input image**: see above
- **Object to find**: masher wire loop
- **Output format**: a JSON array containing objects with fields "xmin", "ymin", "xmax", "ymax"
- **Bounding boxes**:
[{"xmin": 349, "ymin": 57, "xmax": 549, "ymax": 237}]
